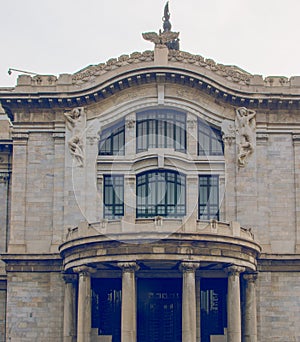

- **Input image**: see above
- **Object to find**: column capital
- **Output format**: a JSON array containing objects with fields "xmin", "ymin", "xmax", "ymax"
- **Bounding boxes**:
[
  {"xmin": 180, "ymin": 261, "xmax": 200, "ymax": 272},
  {"xmin": 73, "ymin": 265, "xmax": 96, "ymax": 276},
  {"xmin": 225, "ymin": 264, "xmax": 246, "ymax": 276},
  {"xmin": 118, "ymin": 261, "xmax": 140, "ymax": 272},
  {"xmin": 243, "ymin": 272, "xmax": 258, "ymax": 283},
  {"xmin": 62, "ymin": 273, "xmax": 77, "ymax": 284}
]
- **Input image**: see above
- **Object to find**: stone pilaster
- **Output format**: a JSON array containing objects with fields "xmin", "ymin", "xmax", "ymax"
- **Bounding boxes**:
[
  {"xmin": 63, "ymin": 273, "xmax": 77, "ymax": 342},
  {"xmin": 85, "ymin": 133, "xmax": 100, "ymax": 223},
  {"xmin": 185, "ymin": 176, "xmax": 198, "ymax": 232},
  {"xmin": 187, "ymin": 113, "xmax": 198, "ymax": 158},
  {"xmin": 293, "ymin": 134, "xmax": 300, "ymax": 253},
  {"xmin": 0, "ymin": 172, "xmax": 9, "ymax": 255},
  {"xmin": 73, "ymin": 266, "xmax": 94, "ymax": 342},
  {"xmin": 243, "ymin": 273, "xmax": 258, "ymax": 342},
  {"xmin": 125, "ymin": 114, "xmax": 136, "ymax": 156},
  {"xmin": 123, "ymin": 175, "xmax": 136, "ymax": 228},
  {"xmin": 9, "ymin": 132, "xmax": 29, "ymax": 252},
  {"xmin": 51, "ymin": 130, "xmax": 65, "ymax": 251},
  {"xmin": 180, "ymin": 262, "xmax": 200, "ymax": 342},
  {"xmin": 118, "ymin": 262, "xmax": 139, "ymax": 342},
  {"xmin": 226, "ymin": 265, "xmax": 245, "ymax": 342},
  {"xmin": 221, "ymin": 120, "xmax": 236, "ymax": 222}
]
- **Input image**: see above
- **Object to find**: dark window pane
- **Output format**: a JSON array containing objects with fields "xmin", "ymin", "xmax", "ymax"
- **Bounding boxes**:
[
  {"xmin": 136, "ymin": 170, "xmax": 186, "ymax": 218},
  {"xmin": 99, "ymin": 120, "xmax": 125, "ymax": 156},
  {"xmin": 136, "ymin": 109, "xmax": 186, "ymax": 153},
  {"xmin": 199, "ymin": 175, "xmax": 219, "ymax": 220},
  {"xmin": 104, "ymin": 175, "xmax": 124, "ymax": 219},
  {"xmin": 198, "ymin": 120, "xmax": 224, "ymax": 156}
]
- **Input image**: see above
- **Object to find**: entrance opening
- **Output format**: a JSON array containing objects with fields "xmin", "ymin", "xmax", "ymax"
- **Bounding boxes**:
[
  {"xmin": 200, "ymin": 278, "xmax": 227, "ymax": 342},
  {"xmin": 137, "ymin": 278, "xmax": 182, "ymax": 342},
  {"xmin": 92, "ymin": 278, "xmax": 121, "ymax": 342}
]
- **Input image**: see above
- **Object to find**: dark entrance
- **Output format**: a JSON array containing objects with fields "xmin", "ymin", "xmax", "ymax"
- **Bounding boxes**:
[
  {"xmin": 137, "ymin": 278, "xmax": 182, "ymax": 342},
  {"xmin": 92, "ymin": 278, "xmax": 121, "ymax": 342},
  {"xmin": 200, "ymin": 278, "xmax": 227, "ymax": 342}
]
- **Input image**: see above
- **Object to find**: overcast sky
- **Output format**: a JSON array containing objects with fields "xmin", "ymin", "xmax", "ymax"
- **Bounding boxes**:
[{"xmin": 1, "ymin": 0, "xmax": 300, "ymax": 87}]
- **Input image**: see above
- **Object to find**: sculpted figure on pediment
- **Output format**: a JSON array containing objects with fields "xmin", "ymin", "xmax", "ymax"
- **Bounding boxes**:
[
  {"xmin": 235, "ymin": 107, "xmax": 256, "ymax": 167},
  {"xmin": 64, "ymin": 107, "xmax": 86, "ymax": 167}
]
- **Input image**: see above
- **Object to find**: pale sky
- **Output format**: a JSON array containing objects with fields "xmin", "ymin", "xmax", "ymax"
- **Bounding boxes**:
[{"xmin": 1, "ymin": 0, "xmax": 300, "ymax": 87}]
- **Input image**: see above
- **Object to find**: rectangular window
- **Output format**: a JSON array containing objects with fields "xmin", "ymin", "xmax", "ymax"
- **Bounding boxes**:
[
  {"xmin": 104, "ymin": 175, "xmax": 124, "ymax": 219},
  {"xmin": 199, "ymin": 175, "xmax": 219, "ymax": 220}
]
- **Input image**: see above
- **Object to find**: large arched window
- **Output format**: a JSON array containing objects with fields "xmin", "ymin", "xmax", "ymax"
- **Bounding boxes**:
[
  {"xmin": 136, "ymin": 170, "xmax": 186, "ymax": 218},
  {"xmin": 136, "ymin": 109, "xmax": 186, "ymax": 153}
]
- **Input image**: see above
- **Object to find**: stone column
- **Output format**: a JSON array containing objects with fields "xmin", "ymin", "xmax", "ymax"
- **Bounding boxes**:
[
  {"xmin": 180, "ymin": 262, "xmax": 200, "ymax": 342},
  {"xmin": 118, "ymin": 262, "xmax": 139, "ymax": 342},
  {"xmin": 74, "ymin": 266, "xmax": 94, "ymax": 342},
  {"xmin": 226, "ymin": 265, "xmax": 245, "ymax": 342},
  {"xmin": 63, "ymin": 274, "xmax": 77, "ymax": 342},
  {"xmin": 243, "ymin": 273, "xmax": 258, "ymax": 342}
]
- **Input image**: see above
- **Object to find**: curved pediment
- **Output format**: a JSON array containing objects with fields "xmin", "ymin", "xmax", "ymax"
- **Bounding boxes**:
[
  {"xmin": 2, "ymin": 46, "xmax": 300, "ymax": 112},
  {"xmin": 71, "ymin": 49, "xmax": 252, "ymax": 87}
]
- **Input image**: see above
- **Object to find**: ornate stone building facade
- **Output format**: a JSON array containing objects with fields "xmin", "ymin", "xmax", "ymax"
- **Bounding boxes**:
[{"xmin": 1, "ymin": 7, "xmax": 300, "ymax": 342}]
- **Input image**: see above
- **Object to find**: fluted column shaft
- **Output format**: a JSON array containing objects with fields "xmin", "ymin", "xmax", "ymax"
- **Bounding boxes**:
[
  {"xmin": 226, "ymin": 265, "xmax": 245, "ymax": 342},
  {"xmin": 63, "ymin": 274, "xmax": 77, "ymax": 342},
  {"xmin": 180, "ymin": 262, "xmax": 200, "ymax": 342},
  {"xmin": 243, "ymin": 273, "xmax": 258, "ymax": 342},
  {"xmin": 118, "ymin": 262, "xmax": 139, "ymax": 342}
]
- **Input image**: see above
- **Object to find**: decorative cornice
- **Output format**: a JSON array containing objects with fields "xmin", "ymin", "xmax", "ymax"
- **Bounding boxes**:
[{"xmin": 1, "ymin": 253, "xmax": 62, "ymax": 272}]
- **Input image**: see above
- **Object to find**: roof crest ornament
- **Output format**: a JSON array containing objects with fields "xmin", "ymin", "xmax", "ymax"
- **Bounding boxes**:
[{"xmin": 142, "ymin": 1, "xmax": 180, "ymax": 50}]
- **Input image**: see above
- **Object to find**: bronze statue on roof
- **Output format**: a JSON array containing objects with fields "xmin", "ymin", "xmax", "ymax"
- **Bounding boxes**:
[{"xmin": 142, "ymin": 1, "xmax": 180, "ymax": 50}]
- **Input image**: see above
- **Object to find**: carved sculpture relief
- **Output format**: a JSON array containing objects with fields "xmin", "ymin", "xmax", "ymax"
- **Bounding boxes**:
[
  {"xmin": 235, "ymin": 107, "xmax": 256, "ymax": 167},
  {"xmin": 64, "ymin": 107, "xmax": 86, "ymax": 167}
]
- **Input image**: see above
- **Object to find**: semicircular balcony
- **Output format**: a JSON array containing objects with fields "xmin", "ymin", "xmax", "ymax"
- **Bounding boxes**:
[{"xmin": 59, "ymin": 219, "xmax": 261, "ymax": 273}]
